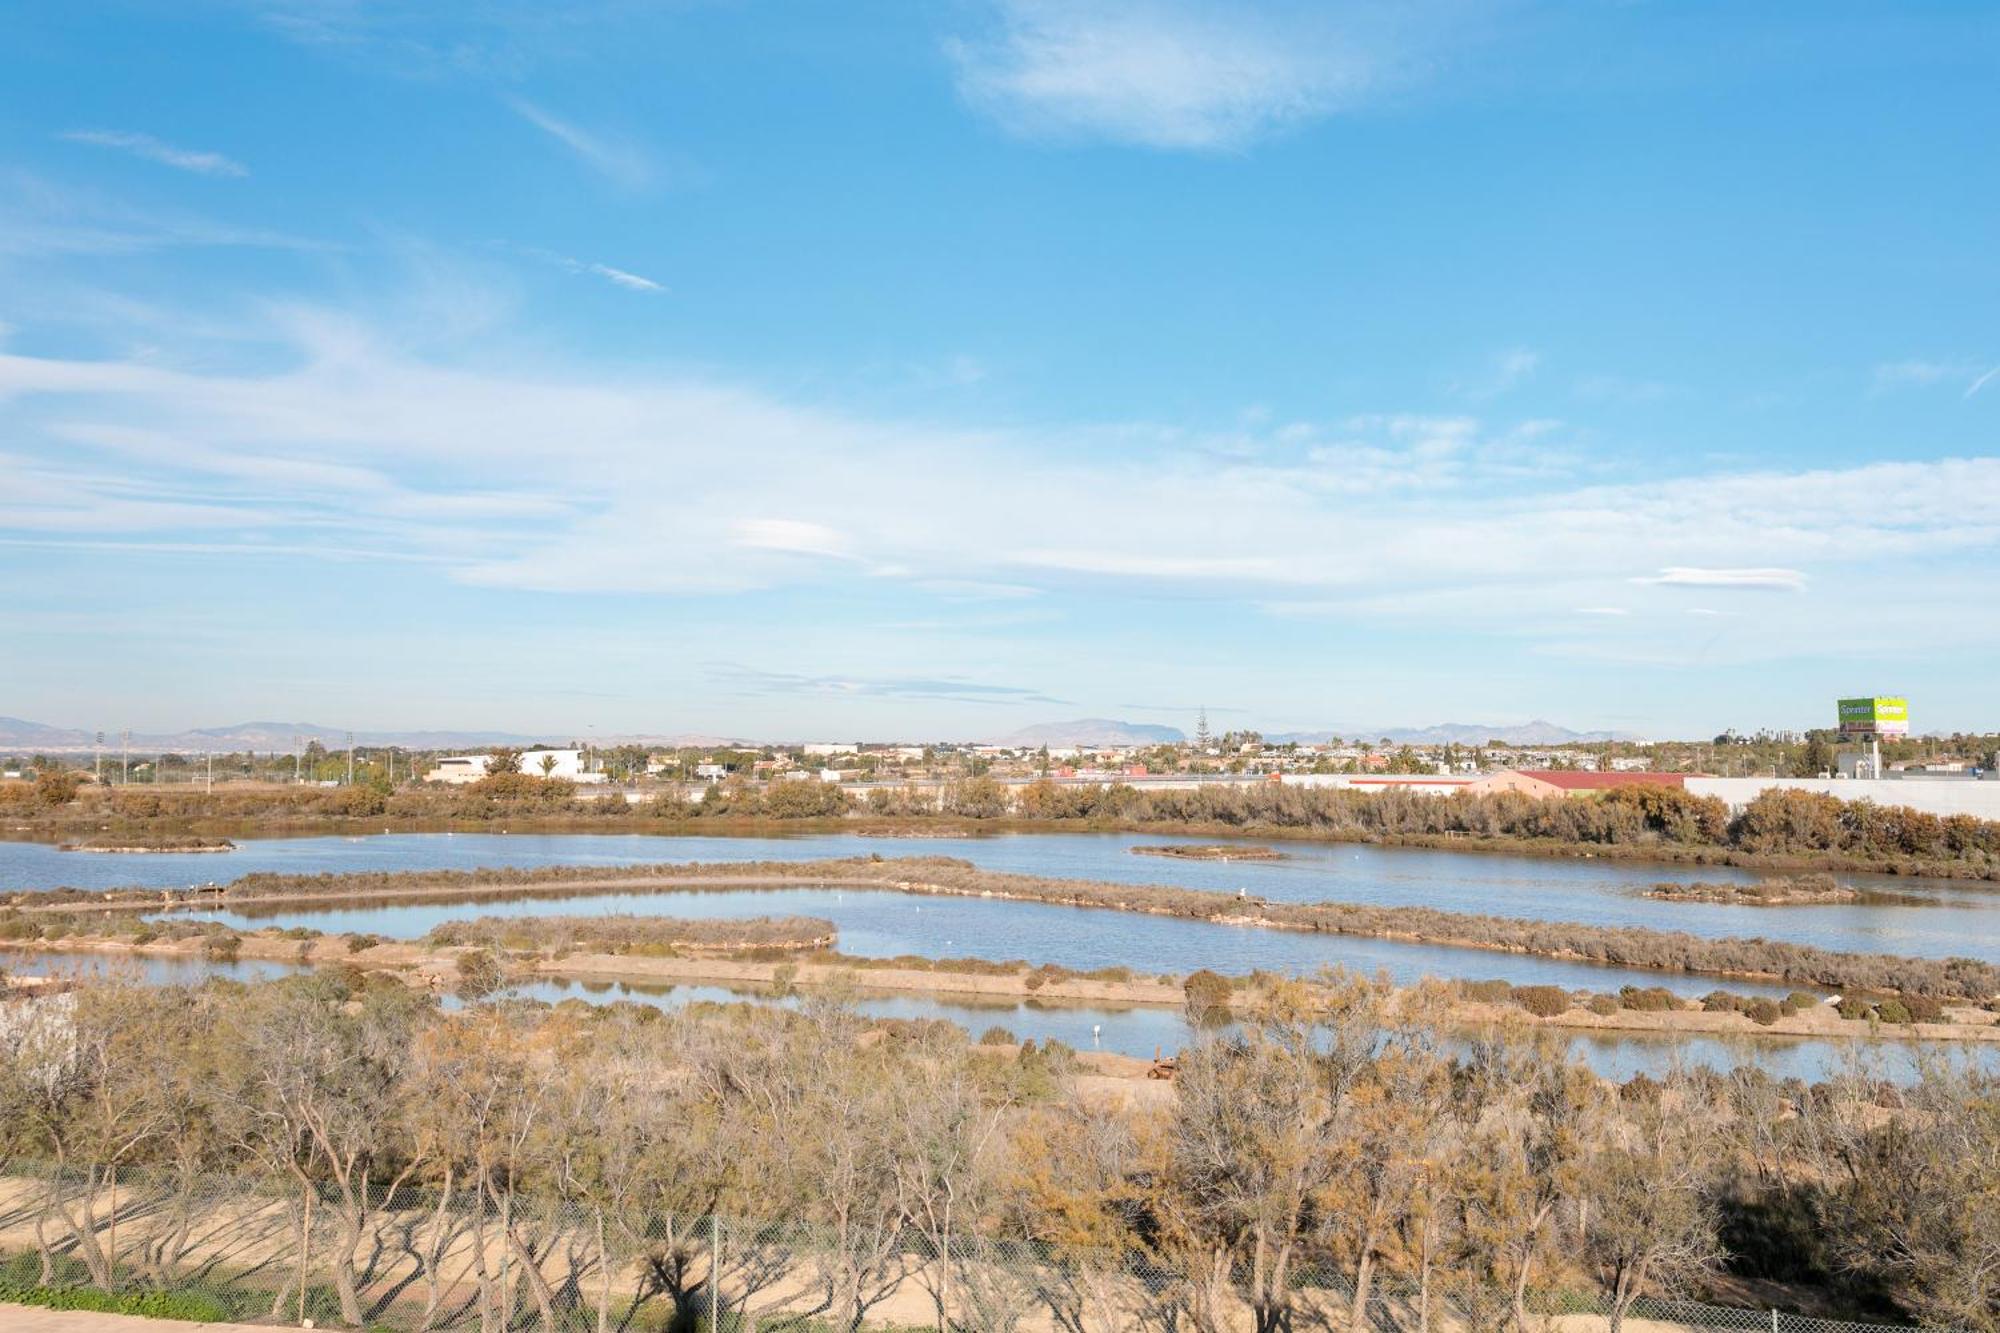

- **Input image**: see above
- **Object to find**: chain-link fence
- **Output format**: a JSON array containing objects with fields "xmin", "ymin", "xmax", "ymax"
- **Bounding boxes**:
[{"xmin": 0, "ymin": 1161, "xmax": 1946, "ymax": 1333}]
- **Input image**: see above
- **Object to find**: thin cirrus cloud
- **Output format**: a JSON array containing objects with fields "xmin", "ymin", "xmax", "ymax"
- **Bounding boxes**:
[
  {"xmin": 947, "ymin": 0, "xmax": 1478, "ymax": 150},
  {"xmin": 1633, "ymin": 567, "xmax": 1807, "ymax": 592},
  {"xmin": 710, "ymin": 663, "xmax": 1067, "ymax": 707},
  {"xmin": 506, "ymin": 97, "xmax": 653, "ymax": 188},
  {"xmin": 61, "ymin": 130, "xmax": 249, "ymax": 178},
  {"xmin": 507, "ymin": 244, "xmax": 666, "ymax": 294},
  {"xmin": 5, "ymin": 303, "xmax": 2000, "ymax": 650},
  {"xmin": 1871, "ymin": 358, "xmax": 2000, "ymax": 399}
]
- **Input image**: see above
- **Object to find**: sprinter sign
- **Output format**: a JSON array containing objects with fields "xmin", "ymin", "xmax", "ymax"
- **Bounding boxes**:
[{"xmin": 1837, "ymin": 697, "xmax": 1909, "ymax": 738}]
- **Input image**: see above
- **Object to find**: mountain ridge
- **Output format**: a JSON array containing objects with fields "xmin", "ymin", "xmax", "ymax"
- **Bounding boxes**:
[{"xmin": 0, "ymin": 718, "xmax": 744, "ymax": 752}]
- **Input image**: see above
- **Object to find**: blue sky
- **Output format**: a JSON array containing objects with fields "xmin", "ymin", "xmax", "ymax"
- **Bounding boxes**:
[{"xmin": 1, "ymin": 0, "xmax": 1996, "ymax": 741}]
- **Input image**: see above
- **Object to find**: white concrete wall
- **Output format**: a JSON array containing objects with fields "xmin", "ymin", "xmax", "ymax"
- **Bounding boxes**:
[{"xmin": 1688, "ymin": 776, "xmax": 2000, "ymax": 819}]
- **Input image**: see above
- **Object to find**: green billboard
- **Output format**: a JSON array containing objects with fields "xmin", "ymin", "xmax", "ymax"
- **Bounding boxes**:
[{"xmin": 1837, "ymin": 696, "xmax": 1909, "ymax": 737}]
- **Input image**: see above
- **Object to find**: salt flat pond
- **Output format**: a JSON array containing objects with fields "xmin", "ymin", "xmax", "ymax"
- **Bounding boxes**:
[
  {"xmin": 6, "ymin": 829, "xmax": 1995, "ymax": 960},
  {"xmin": 11, "ymin": 951, "xmax": 1989, "ymax": 1086}
]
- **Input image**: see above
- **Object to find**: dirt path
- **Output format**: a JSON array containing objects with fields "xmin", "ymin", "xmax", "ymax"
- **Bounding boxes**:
[{"xmin": 0, "ymin": 1308, "xmax": 275, "ymax": 1333}]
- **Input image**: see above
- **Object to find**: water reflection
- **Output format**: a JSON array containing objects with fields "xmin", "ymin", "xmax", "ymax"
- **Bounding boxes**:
[
  {"xmin": 172, "ymin": 883, "xmax": 1793, "ymax": 999},
  {"xmin": 7, "ymin": 948, "xmax": 1988, "ymax": 1085},
  {"xmin": 5, "ymin": 829, "xmax": 1996, "ymax": 962}
]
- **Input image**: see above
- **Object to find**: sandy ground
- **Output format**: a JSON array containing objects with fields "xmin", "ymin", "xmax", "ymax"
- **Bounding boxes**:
[{"xmin": 0, "ymin": 1310, "xmax": 274, "ymax": 1333}]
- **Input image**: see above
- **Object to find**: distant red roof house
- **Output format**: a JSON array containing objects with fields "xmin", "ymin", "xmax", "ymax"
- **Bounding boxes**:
[{"xmin": 1469, "ymin": 769, "xmax": 1687, "ymax": 798}]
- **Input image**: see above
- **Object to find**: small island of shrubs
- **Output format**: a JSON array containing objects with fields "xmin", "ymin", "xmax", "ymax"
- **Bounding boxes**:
[{"xmin": 1131, "ymin": 844, "xmax": 1284, "ymax": 861}]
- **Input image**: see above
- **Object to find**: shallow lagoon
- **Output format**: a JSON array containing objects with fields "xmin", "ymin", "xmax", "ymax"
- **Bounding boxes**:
[{"xmin": 6, "ymin": 829, "xmax": 1996, "ymax": 961}]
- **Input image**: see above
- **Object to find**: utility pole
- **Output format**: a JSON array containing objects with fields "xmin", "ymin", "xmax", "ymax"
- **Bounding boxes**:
[
  {"xmin": 94, "ymin": 731, "xmax": 103, "ymax": 784},
  {"xmin": 205, "ymin": 751, "xmax": 213, "ymax": 793},
  {"xmin": 294, "ymin": 735, "xmax": 302, "ymax": 785},
  {"xmin": 346, "ymin": 732, "xmax": 355, "ymax": 786},
  {"xmin": 120, "ymin": 730, "xmax": 129, "ymax": 784}
]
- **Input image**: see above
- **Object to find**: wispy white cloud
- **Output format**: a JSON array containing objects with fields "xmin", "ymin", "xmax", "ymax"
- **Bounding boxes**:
[
  {"xmin": 730, "ymin": 518, "xmax": 853, "ymax": 559},
  {"xmin": 947, "ymin": 0, "xmax": 1475, "ymax": 150},
  {"xmin": 710, "ymin": 663, "xmax": 1066, "ymax": 706},
  {"xmin": 1573, "ymin": 373, "xmax": 1669, "ymax": 404},
  {"xmin": 1871, "ymin": 358, "xmax": 1999, "ymax": 398},
  {"xmin": 589, "ymin": 263, "xmax": 664, "ymax": 293},
  {"xmin": 4, "ymin": 298, "xmax": 1999, "ymax": 666},
  {"xmin": 503, "ymin": 244, "xmax": 666, "ymax": 294},
  {"xmin": 1873, "ymin": 359, "xmax": 1962, "ymax": 390},
  {"xmin": 61, "ymin": 130, "xmax": 249, "ymax": 178},
  {"xmin": 507, "ymin": 98, "xmax": 653, "ymax": 188},
  {"xmin": 1633, "ymin": 567, "xmax": 1806, "ymax": 591},
  {"xmin": 0, "ymin": 173, "xmax": 327, "ymax": 257},
  {"xmin": 1493, "ymin": 347, "xmax": 1538, "ymax": 390}
]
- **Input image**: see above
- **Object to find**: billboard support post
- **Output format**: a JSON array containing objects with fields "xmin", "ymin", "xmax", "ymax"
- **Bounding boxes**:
[{"xmin": 1837, "ymin": 698, "xmax": 1908, "ymax": 778}]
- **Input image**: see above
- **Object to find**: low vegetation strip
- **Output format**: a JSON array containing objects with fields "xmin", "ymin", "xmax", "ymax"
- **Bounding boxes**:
[
  {"xmin": 424, "ymin": 912, "xmax": 835, "ymax": 955},
  {"xmin": 1644, "ymin": 874, "xmax": 1861, "ymax": 905},
  {"xmin": 0, "ymin": 1278, "xmax": 231, "ymax": 1323},
  {"xmin": 1129, "ymin": 843, "xmax": 1284, "ymax": 860},
  {"xmin": 17, "ymin": 855, "xmax": 2000, "ymax": 1000},
  {"xmin": 12, "ymin": 776, "xmax": 2000, "ymax": 880}
]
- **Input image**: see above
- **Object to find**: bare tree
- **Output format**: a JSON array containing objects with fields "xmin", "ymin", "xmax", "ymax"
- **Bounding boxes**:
[{"xmin": 1573, "ymin": 1076, "xmax": 1724, "ymax": 1333}]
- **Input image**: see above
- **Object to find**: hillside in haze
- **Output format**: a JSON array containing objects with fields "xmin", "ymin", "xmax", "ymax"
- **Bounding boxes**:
[
  {"xmin": 1268, "ymin": 721, "xmax": 1642, "ymax": 746},
  {"xmin": 990, "ymin": 719, "xmax": 1188, "ymax": 747},
  {"xmin": 0, "ymin": 718, "xmax": 742, "ymax": 753}
]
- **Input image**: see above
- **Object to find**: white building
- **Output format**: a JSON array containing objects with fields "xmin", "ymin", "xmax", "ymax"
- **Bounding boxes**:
[
  {"xmin": 426, "ymin": 749, "xmax": 605, "ymax": 784},
  {"xmin": 803, "ymin": 742, "xmax": 859, "ymax": 758}
]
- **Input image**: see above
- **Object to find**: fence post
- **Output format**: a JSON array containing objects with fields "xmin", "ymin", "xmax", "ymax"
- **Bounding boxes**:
[
  {"xmin": 710, "ymin": 1214, "xmax": 721, "ymax": 1333},
  {"xmin": 1772, "ymin": 1310, "xmax": 1780, "ymax": 1333}
]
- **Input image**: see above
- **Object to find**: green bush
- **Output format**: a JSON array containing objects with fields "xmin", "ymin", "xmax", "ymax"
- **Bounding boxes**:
[
  {"xmin": 1901, "ymin": 994, "xmax": 1944, "ymax": 1023},
  {"xmin": 977, "ymin": 1025, "xmax": 1018, "ymax": 1045},
  {"xmin": 0, "ymin": 1281, "xmax": 230, "ymax": 1322},
  {"xmin": 1585, "ymin": 994, "xmax": 1619, "ymax": 1016},
  {"xmin": 1837, "ymin": 995, "xmax": 1875, "ymax": 1020},
  {"xmin": 202, "ymin": 935, "xmax": 241, "ymax": 963},
  {"xmin": 1618, "ymin": 985, "xmax": 1679, "ymax": 1012},
  {"xmin": 454, "ymin": 948, "xmax": 505, "ymax": 999},
  {"xmin": 1459, "ymin": 978, "xmax": 1514, "ymax": 1004},
  {"xmin": 1875, "ymin": 998, "xmax": 1914, "ymax": 1025},
  {"xmin": 1785, "ymin": 990, "xmax": 1823, "ymax": 1012},
  {"xmin": 1745, "ymin": 997, "xmax": 1782, "ymax": 1026},
  {"xmin": 1183, "ymin": 969, "xmax": 1234, "ymax": 1025},
  {"xmin": 1510, "ymin": 985, "xmax": 1571, "ymax": 1018}
]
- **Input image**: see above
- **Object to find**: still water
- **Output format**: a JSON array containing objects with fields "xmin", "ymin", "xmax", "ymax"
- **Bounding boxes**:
[
  {"xmin": 177, "ymin": 882, "xmax": 1791, "ymax": 998},
  {"xmin": 6, "ymin": 830, "xmax": 1996, "ymax": 961},
  {"xmin": 9, "ymin": 949, "xmax": 1985, "ymax": 1085}
]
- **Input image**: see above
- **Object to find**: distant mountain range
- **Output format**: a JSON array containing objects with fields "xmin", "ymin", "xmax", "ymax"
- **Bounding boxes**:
[
  {"xmin": 990, "ymin": 718, "xmax": 1188, "ymax": 747},
  {"xmin": 0, "ymin": 718, "xmax": 743, "ymax": 753},
  {"xmin": 989, "ymin": 717, "xmax": 1637, "ymax": 749},
  {"xmin": 1267, "ymin": 720, "xmax": 1641, "ymax": 746},
  {"xmin": 0, "ymin": 713, "xmax": 1636, "ymax": 754}
]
